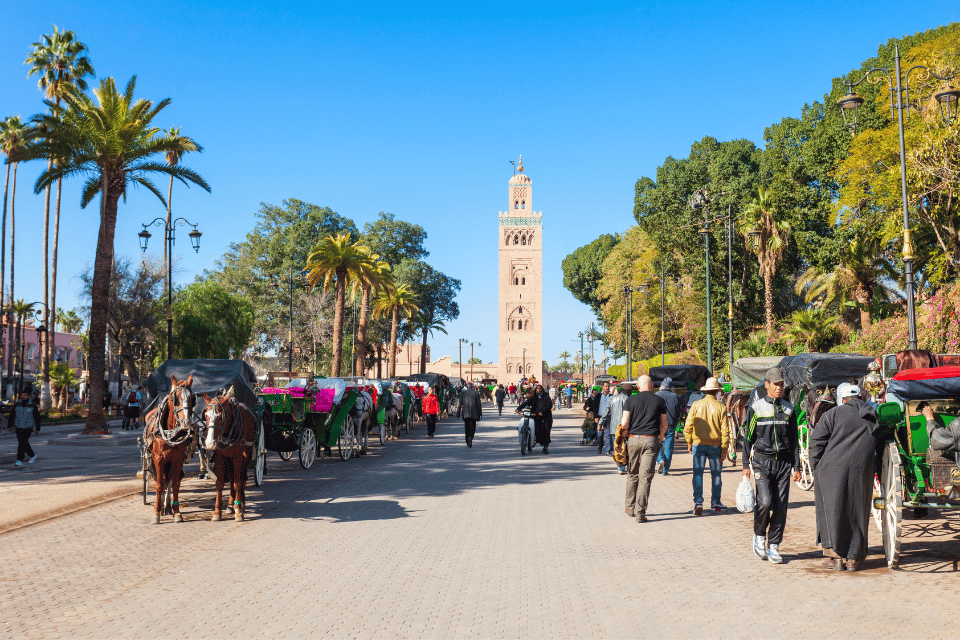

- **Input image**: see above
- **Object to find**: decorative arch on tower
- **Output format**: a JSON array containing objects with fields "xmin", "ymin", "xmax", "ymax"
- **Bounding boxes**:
[{"xmin": 507, "ymin": 305, "xmax": 532, "ymax": 331}]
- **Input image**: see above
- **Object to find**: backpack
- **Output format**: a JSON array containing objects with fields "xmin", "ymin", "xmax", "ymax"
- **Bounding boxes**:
[{"xmin": 128, "ymin": 391, "xmax": 138, "ymax": 404}]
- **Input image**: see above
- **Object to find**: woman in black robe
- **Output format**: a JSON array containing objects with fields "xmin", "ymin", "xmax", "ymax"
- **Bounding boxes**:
[
  {"xmin": 809, "ymin": 384, "xmax": 882, "ymax": 571},
  {"xmin": 518, "ymin": 384, "xmax": 553, "ymax": 454}
]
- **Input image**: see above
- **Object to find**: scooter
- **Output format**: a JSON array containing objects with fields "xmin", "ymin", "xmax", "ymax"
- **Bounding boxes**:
[{"xmin": 517, "ymin": 409, "xmax": 535, "ymax": 455}]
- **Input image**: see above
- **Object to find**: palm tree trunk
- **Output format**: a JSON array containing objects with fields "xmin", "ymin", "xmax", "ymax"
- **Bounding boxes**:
[
  {"xmin": 40, "ymin": 159, "xmax": 52, "ymax": 411},
  {"xmin": 6, "ymin": 163, "xmax": 16, "ymax": 398},
  {"xmin": 330, "ymin": 267, "xmax": 347, "ymax": 377},
  {"xmin": 763, "ymin": 267, "xmax": 774, "ymax": 336},
  {"xmin": 355, "ymin": 286, "xmax": 370, "ymax": 375},
  {"xmin": 420, "ymin": 328, "xmax": 428, "ymax": 375},
  {"xmin": 376, "ymin": 342, "xmax": 383, "ymax": 378},
  {"xmin": 1, "ymin": 162, "xmax": 9, "ymax": 395},
  {"xmin": 49, "ymin": 177, "xmax": 62, "ymax": 383},
  {"xmin": 388, "ymin": 307, "xmax": 399, "ymax": 378},
  {"xmin": 84, "ymin": 175, "xmax": 118, "ymax": 434}
]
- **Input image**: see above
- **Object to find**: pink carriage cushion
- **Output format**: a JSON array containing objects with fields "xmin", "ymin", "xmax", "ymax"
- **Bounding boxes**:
[
  {"xmin": 261, "ymin": 387, "xmax": 286, "ymax": 395},
  {"xmin": 312, "ymin": 388, "xmax": 335, "ymax": 413},
  {"xmin": 287, "ymin": 386, "xmax": 308, "ymax": 398}
]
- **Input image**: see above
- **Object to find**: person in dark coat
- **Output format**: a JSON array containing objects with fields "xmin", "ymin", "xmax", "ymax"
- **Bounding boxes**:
[
  {"xmin": 809, "ymin": 383, "xmax": 882, "ymax": 571},
  {"xmin": 458, "ymin": 382, "xmax": 483, "ymax": 447},
  {"xmin": 518, "ymin": 384, "xmax": 553, "ymax": 454},
  {"xmin": 494, "ymin": 385, "xmax": 506, "ymax": 416}
]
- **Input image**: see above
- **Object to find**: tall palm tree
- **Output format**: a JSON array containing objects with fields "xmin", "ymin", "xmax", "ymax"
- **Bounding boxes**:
[
  {"xmin": 372, "ymin": 285, "xmax": 419, "ymax": 377},
  {"xmin": 1, "ymin": 116, "xmax": 29, "ymax": 395},
  {"xmin": 795, "ymin": 235, "xmax": 899, "ymax": 329},
  {"xmin": 557, "ymin": 350, "xmax": 572, "ymax": 370},
  {"xmin": 305, "ymin": 234, "xmax": 374, "ymax": 377},
  {"xmin": 352, "ymin": 254, "xmax": 392, "ymax": 376},
  {"xmin": 55, "ymin": 308, "xmax": 83, "ymax": 334},
  {"xmin": 161, "ymin": 127, "xmax": 194, "ymax": 283},
  {"xmin": 25, "ymin": 26, "xmax": 95, "ymax": 409},
  {"xmin": 412, "ymin": 310, "xmax": 447, "ymax": 374},
  {"xmin": 739, "ymin": 186, "xmax": 790, "ymax": 335},
  {"xmin": 16, "ymin": 77, "xmax": 209, "ymax": 433}
]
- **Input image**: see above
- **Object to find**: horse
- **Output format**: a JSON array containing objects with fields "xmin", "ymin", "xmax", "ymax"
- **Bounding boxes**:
[
  {"xmin": 143, "ymin": 375, "xmax": 197, "ymax": 524},
  {"xmin": 203, "ymin": 389, "xmax": 258, "ymax": 522},
  {"xmin": 725, "ymin": 390, "xmax": 751, "ymax": 466},
  {"xmin": 385, "ymin": 391, "xmax": 404, "ymax": 439},
  {"xmin": 354, "ymin": 389, "xmax": 375, "ymax": 454}
]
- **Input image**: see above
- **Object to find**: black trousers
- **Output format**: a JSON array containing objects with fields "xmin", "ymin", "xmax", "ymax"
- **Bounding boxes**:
[
  {"xmin": 463, "ymin": 418, "xmax": 477, "ymax": 442},
  {"xmin": 753, "ymin": 457, "xmax": 793, "ymax": 545},
  {"xmin": 496, "ymin": 401, "xmax": 504, "ymax": 415},
  {"xmin": 425, "ymin": 413, "xmax": 437, "ymax": 436},
  {"xmin": 16, "ymin": 428, "xmax": 36, "ymax": 462}
]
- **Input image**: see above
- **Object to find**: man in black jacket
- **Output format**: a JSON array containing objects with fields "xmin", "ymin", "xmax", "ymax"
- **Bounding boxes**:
[
  {"xmin": 518, "ymin": 384, "xmax": 554, "ymax": 454},
  {"xmin": 7, "ymin": 390, "xmax": 42, "ymax": 466},
  {"xmin": 458, "ymin": 383, "xmax": 483, "ymax": 447},
  {"xmin": 742, "ymin": 368, "xmax": 801, "ymax": 564},
  {"xmin": 494, "ymin": 385, "xmax": 506, "ymax": 416}
]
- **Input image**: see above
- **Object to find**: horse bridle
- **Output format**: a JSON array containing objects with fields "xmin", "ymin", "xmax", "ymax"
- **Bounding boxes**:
[
  {"xmin": 204, "ymin": 395, "xmax": 254, "ymax": 449},
  {"xmin": 150, "ymin": 384, "xmax": 196, "ymax": 445}
]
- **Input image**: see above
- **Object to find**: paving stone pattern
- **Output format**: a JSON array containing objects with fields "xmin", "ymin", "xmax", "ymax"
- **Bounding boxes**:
[{"xmin": 1, "ymin": 403, "xmax": 958, "ymax": 639}]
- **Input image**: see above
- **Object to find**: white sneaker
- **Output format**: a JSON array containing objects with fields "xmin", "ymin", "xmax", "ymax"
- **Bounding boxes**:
[
  {"xmin": 15, "ymin": 460, "xmax": 23, "ymax": 466},
  {"xmin": 767, "ymin": 544, "xmax": 783, "ymax": 564},
  {"xmin": 28, "ymin": 455, "xmax": 37, "ymax": 464},
  {"xmin": 753, "ymin": 535, "xmax": 767, "ymax": 559},
  {"xmin": 656, "ymin": 459, "xmax": 665, "ymax": 475}
]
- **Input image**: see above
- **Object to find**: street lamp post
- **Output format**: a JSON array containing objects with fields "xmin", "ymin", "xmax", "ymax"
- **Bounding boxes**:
[
  {"xmin": 138, "ymin": 217, "xmax": 202, "ymax": 359},
  {"xmin": 470, "ymin": 341, "xmax": 480, "ymax": 381},
  {"xmin": 459, "ymin": 338, "xmax": 468, "ymax": 380},
  {"xmin": 837, "ymin": 43, "xmax": 959, "ymax": 350},
  {"xmin": 523, "ymin": 348, "xmax": 527, "ymax": 380},
  {"xmin": 690, "ymin": 189, "xmax": 725, "ymax": 372},
  {"xmin": 659, "ymin": 264, "xmax": 666, "ymax": 366}
]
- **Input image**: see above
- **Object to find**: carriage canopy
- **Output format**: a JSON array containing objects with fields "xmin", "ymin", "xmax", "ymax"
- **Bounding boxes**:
[
  {"xmin": 731, "ymin": 357, "xmax": 784, "ymax": 390},
  {"xmin": 778, "ymin": 353, "xmax": 874, "ymax": 390},
  {"xmin": 887, "ymin": 366, "xmax": 960, "ymax": 401},
  {"xmin": 143, "ymin": 359, "xmax": 259, "ymax": 416},
  {"xmin": 649, "ymin": 365, "xmax": 711, "ymax": 391}
]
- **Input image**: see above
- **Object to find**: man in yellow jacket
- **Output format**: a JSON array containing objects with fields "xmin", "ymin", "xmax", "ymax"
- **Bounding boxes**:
[{"xmin": 684, "ymin": 377, "xmax": 730, "ymax": 515}]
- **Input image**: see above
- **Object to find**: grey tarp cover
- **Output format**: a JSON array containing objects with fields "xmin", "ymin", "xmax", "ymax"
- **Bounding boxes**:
[
  {"xmin": 649, "ymin": 365, "xmax": 711, "ymax": 390},
  {"xmin": 778, "ymin": 353, "xmax": 873, "ymax": 390},
  {"xmin": 887, "ymin": 376, "xmax": 960, "ymax": 401},
  {"xmin": 732, "ymin": 357, "xmax": 785, "ymax": 390},
  {"xmin": 143, "ymin": 359, "xmax": 258, "ymax": 419},
  {"xmin": 402, "ymin": 373, "xmax": 449, "ymax": 389}
]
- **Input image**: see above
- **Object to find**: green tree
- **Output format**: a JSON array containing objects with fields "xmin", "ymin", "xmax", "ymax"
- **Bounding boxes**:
[
  {"xmin": 393, "ymin": 258, "xmax": 460, "ymax": 370},
  {"xmin": 305, "ymin": 234, "xmax": 374, "ymax": 377},
  {"xmin": 17, "ymin": 77, "xmax": 210, "ymax": 433},
  {"xmin": 372, "ymin": 284, "xmax": 419, "ymax": 377},
  {"xmin": 49, "ymin": 361, "xmax": 76, "ymax": 412},
  {"xmin": 55, "ymin": 308, "xmax": 83, "ymax": 334},
  {"xmin": 782, "ymin": 309, "xmax": 842, "ymax": 353},
  {"xmin": 740, "ymin": 186, "xmax": 791, "ymax": 335},
  {"xmin": 25, "ymin": 26, "xmax": 95, "ymax": 409},
  {"xmin": 556, "ymin": 350, "xmax": 572, "ymax": 371},
  {"xmin": 172, "ymin": 281, "xmax": 254, "ymax": 359},
  {"xmin": 561, "ymin": 233, "xmax": 619, "ymax": 315},
  {"xmin": 352, "ymin": 253, "xmax": 392, "ymax": 376},
  {"xmin": 361, "ymin": 212, "xmax": 428, "ymax": 268},
  {"xmin": 1, "ymin": 116, "xmax": 29, "ymax": 395},
  {"xmin": 410, "ymin": 310, "xmax": 447, "ymax": 374}
]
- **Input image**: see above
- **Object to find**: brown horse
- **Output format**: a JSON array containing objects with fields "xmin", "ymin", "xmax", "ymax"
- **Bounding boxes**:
[
  {"xmin": 725, "ymin": 390, "xmax": 752, "ymax": 466},
  {"xmin": 202, "ymin": 389, "xmax": 257, "ymax": 522},
  {"xmin": 144, "ymin": 375, "xmax": 196, "ymax": 524}
]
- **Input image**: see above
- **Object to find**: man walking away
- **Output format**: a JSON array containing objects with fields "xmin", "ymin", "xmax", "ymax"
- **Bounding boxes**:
[
  {"xmin": 459, "ymin": 382, "xmax": 482, "ymax": 447},
  {"xmin": 563, "ymin": 383, "xmax": 573, "ymax": 409},
  {"xmin": 619, "ymin": 375, "xmax": 667, "ymax": 522},
  {"xmin": 742, "ymin": 367, "xmax": 800, "ymax": 564},
  {"xmin": 684, "ymin": 377, "xmax": 730, "ymax": 514},
  {"xmin": 655, "ymin": 377, "xmax": 681, "ymax": 475},
  {"xmin": 597, "ymin": 381, "xmax": 613, "ymax": 455},
  {"xmin": 495, "ymin": 384, "xmax": 506, "ymax": 417},
  {"xmin": 608, "ymin": 383, "xmax": 629, "ymax": 474},
  {"xmin": 810, "ymin": 383, "xmax": 883, "ymax": 571},
  {"xmin": 7, "ymin": 390, "xmax": 41, "ymax": 466}
]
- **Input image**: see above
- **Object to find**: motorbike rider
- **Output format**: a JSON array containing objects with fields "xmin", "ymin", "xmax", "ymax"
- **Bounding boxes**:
[{"xmin": 517, "ymin": 383, "xmax": 554, "ymax": 454}]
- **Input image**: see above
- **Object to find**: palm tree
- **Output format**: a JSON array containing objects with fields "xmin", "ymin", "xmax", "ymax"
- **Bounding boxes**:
[
  {"xmin": 1, "ymin": 116, "xmax": 29, "ymax": 395},
  {"xmin": 305, "ymin": 234, "xmax": 374, "ymax": 377},
  {"xmin": 740, "ymin": 186, "xmax": 790, "ymax": 335},
  {"xmin": 352, "ymin": 254, "xmax": 392, "ymax": 376},
  {"xmin": 56, "ymin": 308, "xmax": 83, "ymax": 334},
  {"xmin": 49, "ymin": 361, "xmax": 76, "ymax": 412},
  {"xmin": 9, "ymin": 299, "xmax": 37, "ymax": 393},
  {"xmin": 412, "ymin": 310, "xmax": 447, "ymax": 374},
  {"xmin": 372, "ymin": 285, "xmax": 419, "ymax": 377},
  {"xmin": 15, "ymin": 77, "xmax": 209, "ymax": 433},
  {"xmin": 161, "ymin": 127, "xmax": 196, "ymax": 283},
  {"xmin": 783, "ymin": 309, "xmax": 839, "ymax": 353},
  {"xmin": 795, "ymin": 235, "xmax": 898, "ymax": 329},
  {"xmin": 557, "ymin": 350, "xmax": 572, "ymax": 371},
  {"xmin": 25, "ymin": 26, "xmax": 95, "ymax": 410}
]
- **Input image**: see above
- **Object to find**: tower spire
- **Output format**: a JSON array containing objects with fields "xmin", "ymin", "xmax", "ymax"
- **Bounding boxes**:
[{"xmin": 517, "ymin": 155, "xmax": 524, "ymax": 173}]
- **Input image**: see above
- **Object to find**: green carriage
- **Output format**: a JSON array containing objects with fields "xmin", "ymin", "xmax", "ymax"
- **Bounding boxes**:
[{"xmin": 875, "ymin": 366, "xmax": 960, "ymax": 569}]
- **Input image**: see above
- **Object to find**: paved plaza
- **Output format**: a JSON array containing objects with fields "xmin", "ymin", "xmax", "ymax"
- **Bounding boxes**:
[{"xmin": 2, "ymin": 402, "xmax": 959, "ymax": 639}]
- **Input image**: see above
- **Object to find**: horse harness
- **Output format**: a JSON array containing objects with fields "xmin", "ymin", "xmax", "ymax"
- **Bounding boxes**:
[
  {"xmin": 144, "ymin": 386, "xmax": 196, "ymax": 447},
  {"xmin": 206, "ymin": 396, "xmax": 256, "ymax": 450}
]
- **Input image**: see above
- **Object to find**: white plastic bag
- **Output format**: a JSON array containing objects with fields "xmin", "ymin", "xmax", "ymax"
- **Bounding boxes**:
[{"xmin": 736, "ymin": 477, "xmax": 755, "ymax": 513}]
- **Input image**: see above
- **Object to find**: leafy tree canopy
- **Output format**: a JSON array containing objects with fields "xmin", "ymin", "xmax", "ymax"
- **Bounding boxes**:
[
  {"xmin": 393, "ymin": 258, "xmax": 461, "ymax": 325},
  {"xmin": 561, "ymin": 233, "xmax": 618, "ymax": 314},
  {"xmin": 361, "ymin": 211, "xmax": 428, "ymax": 268},
  {"xmin": 172, "ymin": 281, "xmax": 254, "ymax": 359}
]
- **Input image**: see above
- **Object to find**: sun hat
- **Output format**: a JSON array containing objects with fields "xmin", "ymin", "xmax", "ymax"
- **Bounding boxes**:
[{"xmin": 700, "ymin": 377, "xmax": 722, "ymax": 392}]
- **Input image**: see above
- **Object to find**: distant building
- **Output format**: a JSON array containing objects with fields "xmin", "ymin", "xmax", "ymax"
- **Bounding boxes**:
[{"xmin": 0, "ymin": 320, "xmax": 84, "ymax": 378}]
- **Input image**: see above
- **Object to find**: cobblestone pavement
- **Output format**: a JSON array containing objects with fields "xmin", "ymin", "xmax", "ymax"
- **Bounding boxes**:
[{"xmin": 1, "ymin": 402, "xmax": 958, "ymax": 639}]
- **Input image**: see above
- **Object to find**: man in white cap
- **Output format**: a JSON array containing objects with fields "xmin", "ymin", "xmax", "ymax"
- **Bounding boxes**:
[
  {"xmin": 809, "ymin": 382, "xmax": 882, "ymax": 571},
  {"xmin": 684, "ymin": 377, "xmax": 730, "ymax": 514}
]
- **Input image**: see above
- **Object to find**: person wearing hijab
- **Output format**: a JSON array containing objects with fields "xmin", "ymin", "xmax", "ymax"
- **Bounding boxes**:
[{"xmin": 517, "ymin": 383, "xmax": 553, "ymax": 454}]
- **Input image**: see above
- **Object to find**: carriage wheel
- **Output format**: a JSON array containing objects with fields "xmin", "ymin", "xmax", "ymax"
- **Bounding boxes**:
[
  {"xmin": 881, "ymin": 441, "xmax": 903, "ymax": 569},
  {"xmin": 871, "ymin": 475, "xmax": 883, "ymax": 533},
  {"xmin": 379, "ymin": 420, "xmax": 386, "ymax": 446},
  {"xmin": 254, "ymin": 426, "xmax": 266, "ymax": 487},
  {"xmin": 299, "ymin": 429, "xmax": 317, "ymax": 469},
  {"xmin": 338, "ymin": 415, "xmax": 356, "ymax": 461},
  {"xmin": 278, "ymin": 450, "xmax": 293, "ymax": 461}
]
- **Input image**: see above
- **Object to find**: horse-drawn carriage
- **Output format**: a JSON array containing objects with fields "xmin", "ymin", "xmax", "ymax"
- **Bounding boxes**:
[
  {"xmin": 875, "ymin": 366, "xmax": 960, "ymax": 568},
  {"xmin": 403, "ymin": 372, "xmax": 453, "ymax": 418}
]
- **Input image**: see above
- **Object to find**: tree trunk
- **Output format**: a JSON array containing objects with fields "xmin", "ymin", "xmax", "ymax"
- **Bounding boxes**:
[
  {"xmin": 329, "ymin": 267, "xmax": 346, "ymax": 377},
  {"xmin": 376, "ymin": 342, "xmax": 383, "ymax": 378},
  {"xmin": 420, "ymin": 328, "xmax": 428, "ymax": 374},
  {"xmin": 388, "ymin": 307, "xmax": 399, "ymax": 378},
  {"xmin": 0, "ymin": 162, "xmax": 8, "ymax": 397},
  {"xmin": 49, "ymin": 177, "xmax": 62, "ymax": 385},
  {"xmin": 763, "ymin": 268, "xmax": 774, "ymax": 336},
  {"xmin": 84, "ymin": 175, "xmax": 119, "ymax": 434},
  {"xmin": 40, "ymin": 159, "xmax": 52, "ymax": 411},
  {"xmin": 355, "ymin": 286, "xmax": 370, "ymax": 376},
  {"xmin": 6, "ymin": 163, "xmax": 16, "ymax": 398}
]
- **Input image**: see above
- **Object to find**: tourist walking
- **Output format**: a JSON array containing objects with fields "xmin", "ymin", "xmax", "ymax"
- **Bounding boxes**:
[
  {"xmin": 608, "ymin": 383, "xmax": 629, "ymax": 474},
  {"xmin": 619, "ymin": 375, "xmax": 667, "ymax": 522},
  {"xmin": 6, "ymin": 390, "xmax": 41, "ymax": 466},
  {"xmin": 742, "ymin": 367, "xmax": 800, "ymax": 564},
  {"xmin": 548, "ymin": 383, "xmax": 558, "ymax": 407},
  {"xmin": 458, "ymin": 382, "xmax": 482, "ymax": 447},
  {"xmin": 508, "ymin": 383, "xmax": 517, "ymax": 404},
  {"xmin": 563, "ymin": 383, "xmax": 573, "ymax": 409},
  {"xmin": 810, "ymin": 383, "xmax": 883, "ymax": 571},
  {"xmin": 597, "ymin": 381, "xmax": 613, "ymax": 455},
  {"xmin": 585, "ymin": 387, "xmax": 600, "ymax": 417},
  {"xmin": 423, "ymin": 386, "xmax": 440, "ymax": 438},
  {"xmin": 494, "ymin": 384, "xmax": 506, "ymax": 416},
  {"xmin": 655, "ymin": 377, "xmax": 681, "ymax": 475},
  {"xmin": 684, "ymin": 377, "xmax": 730, "ymax": 514},
  {"xmin": 517, "ymin": 384, "xmax": 553, "ymax": 454}
]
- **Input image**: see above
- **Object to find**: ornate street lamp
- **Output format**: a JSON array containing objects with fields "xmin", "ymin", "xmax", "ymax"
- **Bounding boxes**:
[
  {"xmin": 690, "ymin": 189, "xmax": 725, "ymax": 372},
  {"xmin": 838, "ymin": 43, "xmax": 957, "ymax": 350}
]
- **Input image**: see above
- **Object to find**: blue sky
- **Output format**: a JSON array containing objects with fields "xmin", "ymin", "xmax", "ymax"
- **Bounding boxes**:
[{"xmin": 3, "ymin": 1, "xmax": 959, "ymax": 368}]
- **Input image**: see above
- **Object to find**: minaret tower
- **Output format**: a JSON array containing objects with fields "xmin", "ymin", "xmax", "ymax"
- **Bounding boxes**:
[{"xmin": 498, "ymin": 156, "xmax": 543, "ymax": 383}]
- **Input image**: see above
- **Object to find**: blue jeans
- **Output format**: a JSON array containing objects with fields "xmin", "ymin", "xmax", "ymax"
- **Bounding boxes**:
[
  {"xmin": 599, "ymin": 416, "xmax": 613, "ymax": 454},
  {"xmin": 656, "ymin": 426, "xmax": 675, "ymax": 472},
  {"xmin": 692, "ymin": 444, "xmax": 723, "ymax": 506}
]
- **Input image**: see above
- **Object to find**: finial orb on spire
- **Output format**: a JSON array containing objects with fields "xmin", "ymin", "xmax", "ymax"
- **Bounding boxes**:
[{"xmin": 518, "ymin": 155, "xmax": 524, "ymax": 173}]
